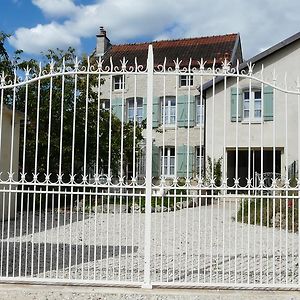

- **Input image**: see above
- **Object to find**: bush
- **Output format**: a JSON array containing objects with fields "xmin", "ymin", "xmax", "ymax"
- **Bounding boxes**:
[
  {"xmin": 205, "ymin": 156, "xmax": 222, "ymax": 187},
  {"xmin": 236, "ymin": 193, "xmax": 299, "ymax": 232}
]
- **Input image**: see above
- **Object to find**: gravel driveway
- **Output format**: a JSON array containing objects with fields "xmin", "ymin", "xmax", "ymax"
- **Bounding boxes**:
[{"xmin": 0, "ymin": 199, "xmax": 299, "ymax": 287}]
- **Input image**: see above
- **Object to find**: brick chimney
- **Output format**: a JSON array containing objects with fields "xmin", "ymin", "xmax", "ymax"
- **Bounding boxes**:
[{"xmin": 96, "ymin": 26, "xmax": 111, "ymax": 57}]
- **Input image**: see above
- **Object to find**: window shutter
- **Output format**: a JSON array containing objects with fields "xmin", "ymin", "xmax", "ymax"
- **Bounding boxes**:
[
  {"xmin": 142, "ymin": 97, "xmax": 147, "ymax": 120},
  {"xmin": 188, "ymin": 146, "xmax": 194, "ymax": 178},
  {"xmin": 188, "ymin": 96, "xmax": 195, "ymax": 127},
  {"xmin": 178, "ymin": 95, "xmax": 187, "ymax": 127},
  {"xmin": 231, "ymin": 87, "xmax": 242, "ymax": 122},
  {"xmin": 263, "ymin": 85, "xmax": 273, "ymax": 121},
  {"xmin": 112, "ymin": 98, "xmax": 123, "ymax": 120},
  {"xmin": 152, "ymin": 144, "xmax": 160, "ymax": 178},
  {"xmin": 152, "ymin": 97, "xmax": 159, "ymax": 128},
  {"xmin": 177, "ymin": 145, "xmax": 187, "ymax": 177}
]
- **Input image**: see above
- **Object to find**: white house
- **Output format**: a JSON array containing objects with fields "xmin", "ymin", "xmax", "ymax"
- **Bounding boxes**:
[
  {"xmin": 0, "ymin": 105, "xmax": 23, "ymax": 220},
  {"xmin": 94, "ymin": 27, "xmax": 242, "ymax": 182},
  {"xmin": 203, "ymin": 32, "xmax": 300, "ymax": 187}
]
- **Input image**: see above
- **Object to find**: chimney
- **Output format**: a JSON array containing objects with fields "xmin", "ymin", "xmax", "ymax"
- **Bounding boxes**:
[{"xmin": 96, "ymin": 26, "xmax": 111, "ymax": 57}]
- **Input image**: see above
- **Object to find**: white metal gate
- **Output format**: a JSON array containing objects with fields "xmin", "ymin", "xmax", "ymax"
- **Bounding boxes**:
[{"xmin": 0, "ymin": 45, "xmax": 300, "ymax": 290}]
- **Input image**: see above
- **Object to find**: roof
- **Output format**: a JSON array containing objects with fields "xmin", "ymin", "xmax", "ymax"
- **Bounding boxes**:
[
  {"xmin": 101, "ymin": 33, "xmax": 241, "ymax": 68},
  {"xmin": 203, "ymin": 31, "xmax": 300, "ymax": 91}
]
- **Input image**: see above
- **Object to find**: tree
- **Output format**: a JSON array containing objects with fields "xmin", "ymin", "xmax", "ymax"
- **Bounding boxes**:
[
  {"xmin": 0, "ymin": 42, "xmax": 144, "ymax": 184},
  {"xmin": 0, "ymin": 32, "xmax": 24, "ymax": 80},
  {"xmin": 205, "ymin": 156, "xmax": 223, "ymax": 186},
  {"xmin": 0, "ymin": 32, "xmax": 11, "ymax": 75}
]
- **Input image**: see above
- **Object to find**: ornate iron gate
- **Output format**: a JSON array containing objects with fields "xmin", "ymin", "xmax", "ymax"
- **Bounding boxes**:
[{"xmin": 0, "ymin": 46, "xmax": 299, "ymax": 289}]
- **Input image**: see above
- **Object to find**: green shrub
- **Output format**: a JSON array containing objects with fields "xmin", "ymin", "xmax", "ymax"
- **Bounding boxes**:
[
  {"xmin": 82, "ymin": 187, "xmax": 189, "ymax": 212},
  {"xmin": 205, "ymin": 156, "xmax": 222, "ymax": 187},
  {"xmin": 236, "ymin": 194, "xmax": 299, "ymax": 232}
]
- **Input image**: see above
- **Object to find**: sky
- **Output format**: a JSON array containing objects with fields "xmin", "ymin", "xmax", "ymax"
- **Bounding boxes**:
[{"xmin": 1, "ymin": 0, "xmax": 300, "ymax": 61}]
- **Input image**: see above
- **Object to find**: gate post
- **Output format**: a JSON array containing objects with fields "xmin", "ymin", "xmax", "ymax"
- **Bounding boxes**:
[{"xmin": 142, "ymin": 45, "xmax": 154, "ymax": 289}]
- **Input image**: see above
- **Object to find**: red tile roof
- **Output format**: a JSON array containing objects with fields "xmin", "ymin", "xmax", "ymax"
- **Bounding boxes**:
[{"xmin": 102, "ymin": 33, "xmax": 240, "ymax": 68}]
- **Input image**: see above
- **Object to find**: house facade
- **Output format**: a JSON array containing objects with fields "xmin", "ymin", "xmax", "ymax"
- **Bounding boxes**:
[
  {"xmin": 94, "ymin": 27, "xmax": 242, "ymax": 182},
  {"xmin": 0, "ymin": 105, "xmax": 23, "ymax": 220},
  {"xmin": 204, "ymin": 32, "xmax": 300, "ymax": 187}
]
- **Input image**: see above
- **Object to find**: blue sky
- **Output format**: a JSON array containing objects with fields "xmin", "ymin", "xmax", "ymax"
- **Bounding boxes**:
[
  {"xmin": 1, "ymin": 0, "xmax": 100, "ymax": 59},
  {"xmin": 1, "ymin": 0, "xmax": 300, "ymax": 61}
]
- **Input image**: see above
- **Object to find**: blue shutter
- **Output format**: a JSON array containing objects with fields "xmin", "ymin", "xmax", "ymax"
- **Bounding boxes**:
[
  {"xmin": 177, "ymin": 95, "xmax": 187, "ymax": 127},
  {"xmin": 188, "ymin": 146, "xmax": 194, "ymax": 178},
  {"xmin": 231, "ymin": 87, "xmax": 242, "ymax": 122},
  {"xmin": 112, "ymin": 98, "xmax": 123, "ymax": 120},
  {"xmin": 143, "ymin": 97, "xmax": 160, "ymax": 127},
  {"xmin": 177, "ymin": 145, "xmax": 194, "ymax": 178},
  {"xmin": 152, "ymin": 97, "xmax": 160, "ymax": 128},
  {"xmin": 188, "ymin": 96, "xmax": 195, "ymax": 127},
  {"xmin": 143, "ymin": 97, "xmax": 147, "ymax": 120},
  {"xmin": 152, "ymin": 144, "xmax": 160, "ymax": 178},
  {"xmin": 177, "ymin": 145, "xmax": 187, "ymax": 177},
  {"xmin": 263, "ymin": 85, "xmax": 273, "ymax": 121}
]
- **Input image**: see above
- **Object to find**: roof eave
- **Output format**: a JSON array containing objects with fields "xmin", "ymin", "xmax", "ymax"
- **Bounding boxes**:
[{"xmin": 203, "ymin": 31, "xmax": 300, "ymax": 92}]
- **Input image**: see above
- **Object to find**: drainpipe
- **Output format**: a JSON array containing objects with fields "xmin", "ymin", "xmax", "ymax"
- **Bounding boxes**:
[{"xmin": 203, "ymin": 92, "xmax": 206, "ymax": 177}]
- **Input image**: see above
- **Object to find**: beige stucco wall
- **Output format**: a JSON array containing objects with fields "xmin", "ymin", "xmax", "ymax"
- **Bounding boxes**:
[
  {"xmin": 100, "ymin": 73, "xmax": 211, "ymax": 148},
  {"xmin": 0, "ymin": 108, "xmax": 22, "ymax": 221},
  {"xmin": 205, "ymin": 39, "xmax": 300, "ymax": 179}
]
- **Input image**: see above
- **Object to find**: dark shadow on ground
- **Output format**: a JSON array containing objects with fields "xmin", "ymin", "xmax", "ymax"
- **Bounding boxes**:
[{"xmin": 0, "ymin": 241, "xmax": 138, "ymax": 277}]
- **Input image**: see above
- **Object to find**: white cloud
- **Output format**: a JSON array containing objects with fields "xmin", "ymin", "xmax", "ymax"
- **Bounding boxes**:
[
  {"xmin": 9, "ymin": 23, "xmax": 80, "ymax": 54},
  {"xmin": 8, "ymin": 0, "xmax": 300, "ymax": 58},
  {"xmin": 32, "ymin": 0, "xmax": 78, "ymax": 17}
]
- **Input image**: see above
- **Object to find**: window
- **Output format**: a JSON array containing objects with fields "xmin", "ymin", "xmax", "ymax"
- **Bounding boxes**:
[
  {"xmin": 195, "ymin": 95, "xmax": 204, "ymax": 125},
  {"xmin": 196, "ymin": 146, "xmax": 204, "ymax": 177},
  {"xmin": 127, "ymin": 97, "xmax": 143, "ymax": 124},
  {"xmin": 231, "ymin": 86, "xmax": 273, "ymax": 122},
  {"xmin": 161, "ymin": 96, "xmax": 176, "ymax": 125},
  {"xmin": 137, "ymin": 147, "xmax": 146, "ymax": 178},
  {"xmin": 160, "ymin": 147, "xmax": 175, "ymax": 176},
  {"xmin": 180, "ymin": 75, "xmax": 193, "ymax": 87},
  {"xmin": 101, "ymin": 99, "xmax": 110, "ymax": 111},
  {"xmin": 113, "ymin": 75, "xmax": 125, "ymax": 90},
  {"xmin": 243, "ymin": 90, "xmax": 262, "ymax": 120}
]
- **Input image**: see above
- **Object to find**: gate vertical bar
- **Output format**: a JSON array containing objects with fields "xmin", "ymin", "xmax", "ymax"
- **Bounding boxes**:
[{"xmin": 143, "ymin": 44, "xmax": 154, "ymax": 289}]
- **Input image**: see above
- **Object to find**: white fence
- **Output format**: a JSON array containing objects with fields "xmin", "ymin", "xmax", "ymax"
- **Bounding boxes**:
[{"xmin": 0, "ymin": 45, "xmax": 299, "ymax": 289}]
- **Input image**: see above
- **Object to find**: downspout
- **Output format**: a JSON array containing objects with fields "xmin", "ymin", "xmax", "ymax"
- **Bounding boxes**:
[
  {"xmin": 196, "ymin": 87, "xmax": 207, "ymax": 179},
  {"xmin": 203, "ymin": 91, "xmax": 207, "ymax": 178}
]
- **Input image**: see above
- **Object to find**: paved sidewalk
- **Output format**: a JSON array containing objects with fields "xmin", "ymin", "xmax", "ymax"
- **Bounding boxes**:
[{"xmin": 0, "ymin": 284, "xmax": 300, "ymax": 300}]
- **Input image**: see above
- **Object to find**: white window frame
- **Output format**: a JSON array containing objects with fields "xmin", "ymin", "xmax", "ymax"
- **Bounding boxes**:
[
  {"xmin": 127, "ymin": 97, "xmax": 143, "ymax": 125},
  {"xmin": 161, "ymin": 96, "xmax": 176, "ymax": 125},
  {"xmin": 101, "ymin": 99, "xmax": 110, "ymax": 111},
  {"xmin": 160, "ymin": 147, "xmax": 175, "ymax": 177},
  {"xmin": 243, "ymin": 89, "xmax": 262, "ymax": 121},
  {"xmin": 136, "ymin": 147, "xmax": 146, "ymax": 178},
  {"xmin": 196, "ymin": 146, "xmax": 204, "ymax": 177},
  {"xmin": 195, "ymin": 95, "xmax": 204, "ymax": 125},
  {"xmin": 113, "ymin": 75, "xmax": 125, "ymax": 90},
  {"xmin": 179, "ymin": 74, "xmax": 194, "ymax": 87}
]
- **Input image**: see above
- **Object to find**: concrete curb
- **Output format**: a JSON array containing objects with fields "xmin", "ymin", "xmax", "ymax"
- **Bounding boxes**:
[{"xmin": 0, "ymin": 284, "xmax": 300, "ymax": 300}]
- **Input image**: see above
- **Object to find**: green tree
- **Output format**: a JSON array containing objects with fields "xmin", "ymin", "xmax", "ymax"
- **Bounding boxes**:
[
  {"xmin": 0, "ymin": 42, "xmax": 144, "ymax": 183},
  {"xmin": 0, "ymin": 32, "xmax": 12, "ymax": 76}
]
